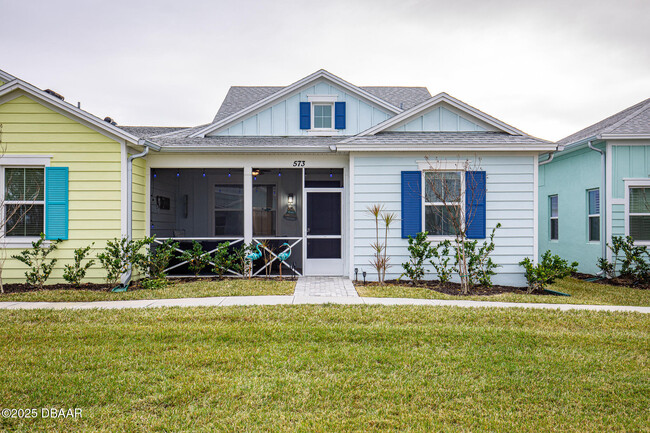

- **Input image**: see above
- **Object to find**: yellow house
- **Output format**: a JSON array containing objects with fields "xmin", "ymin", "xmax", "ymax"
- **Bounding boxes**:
[{"xmin": 0, "ymin": 69, "xmax": 157, "ymax": 283}]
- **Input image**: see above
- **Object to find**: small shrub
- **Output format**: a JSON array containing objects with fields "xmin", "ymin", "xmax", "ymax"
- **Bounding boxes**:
[
  {"xmin": 231, "ymin": 242, "xmax": 253, "ymax": 276},
  {"xmin": 63, "ymin": 243, "xmax": 96, "ymax": 286},
  {"xmin": 520, "ymin": 250, "xmax": 578, "ymax": 293},
  {"xmin": 449, "ymin": 224, "xmax": 501, "ymax": 288},
  {"xmin": 597, "ymin": 235, "xmax": 650, "ymax": 282},
  {"xmin": 97, "ymin": 236, "xmax": 153, "ymax": 286},
  {"xmin": 430, "ymin": 239, "xmax": 453, "ymax": 285},
  {"xmin": 401, "ymin": 232, "xmax": 434, "ymax": 283},
  {"xmin": 144, "ymin": 239, "xmax": 179, "ymax": 280},
  {"xmin": 140, "ymin": 277, "xmax": 169, "ymax": 290},
  {"xmin": 211, "ymin": 241, "xmax": 233, "ymax": 279},
  {"xmin": 12, "ymin": 233, "xmax": 62, "ymax": 289},
  {"xmin": 179, "ymin": 241, "xmax": 211, "ymax": 277}
]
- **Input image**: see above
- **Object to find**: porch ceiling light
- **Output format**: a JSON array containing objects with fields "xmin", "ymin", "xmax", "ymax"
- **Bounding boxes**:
[{"xmin": 252, "ymin": 168, "xmax": 260, "ymax": 176}]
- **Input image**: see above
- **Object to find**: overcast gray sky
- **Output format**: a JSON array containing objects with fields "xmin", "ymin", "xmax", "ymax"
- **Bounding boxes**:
[{"xmin": 1, "ymin": 0, "xmax": 648, "ymax": 141}]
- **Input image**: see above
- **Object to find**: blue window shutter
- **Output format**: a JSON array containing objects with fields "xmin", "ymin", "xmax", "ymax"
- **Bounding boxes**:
[
  {"xmin": 45, "ymin": 166, "xmax": 69, "ymax": 240},
  {"xmin": 465, "ymin": 171, "xmax": 486, "ymax": 239},
  {"xmin": 299, "ymin": 102, "xmax": 310, "ymax": 129},
  {"xmin": 401, "ymin": 171, "xmax": 422, "ymax": 239},
  {"xmin": 335, "ymin": 101, "xmax": 346, "ymax": 129}
]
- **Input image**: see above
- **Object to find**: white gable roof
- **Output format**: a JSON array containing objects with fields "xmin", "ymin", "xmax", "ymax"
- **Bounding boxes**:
[{"xmin": 189, "ymin": 69, "xmax": 404, "ymax": 138}]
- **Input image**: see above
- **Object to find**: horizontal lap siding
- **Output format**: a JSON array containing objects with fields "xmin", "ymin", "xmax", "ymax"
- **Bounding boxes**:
[
  {"xmin": 0, "ymin": 95, "xmax": 122, "ymax": 283},
  {"xmin": 353, "ymin": 154, "xmax": 534, "ymax": 286}
]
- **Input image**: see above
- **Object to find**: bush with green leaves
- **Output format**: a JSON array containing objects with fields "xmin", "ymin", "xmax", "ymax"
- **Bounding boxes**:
[
  {"xmin": 62, "ymin": 243, "xmax": 95, "ymax": 286},
  {"xmin": 140, "ymin": 277, "xmax": 169, "ymax": 290},
  {"xmin": 144, "ymin": 239, "xmax": 179, "ymax": 280},
  {"xmin": 519, "ymin": 250, "xmax": 578, "ymax": 293},
  {"xmin": 597, "ymin": 235, "xmax": 650, "ymax": 282},
  {"xmin": 97, "ymin": 236, "xmax": 154, "ymax": 285},
  {"xmin": 230, "ymin": 242, "xmax": 253, "ymax": 276},
  {"xmin": 401, "ymin": 232, "xmax": 434, "ymax": 283},
  {"xmin": 12, "ymin": 233, "xmax": 62, "ymax": 289},
  {"xmin": 179, "ymin": 241, "xmax": 211, "ymax": 277},
  {"xmin": 211, "ymin": 241, "xmax": 234, "ymax": 279},
  {"xmin": 454, "ymin": 224, "xmax": 501, "ymax": 288},
  {"xmin": 431, "ymin": 239, "xmax": 453, "ymax": 285}
]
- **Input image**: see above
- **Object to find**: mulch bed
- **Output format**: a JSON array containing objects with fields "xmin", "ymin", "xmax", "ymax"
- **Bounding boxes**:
[
  {"xmin": 572, "ymin": 272, "xmax": 650, "ymax": 290},
  {"xmin": 354, "ymin": 279, "xmax": 554, "ymax": 297},
  {"xmin": 0, "ymin": 282, "xmax": 117, "ymax": 294}
]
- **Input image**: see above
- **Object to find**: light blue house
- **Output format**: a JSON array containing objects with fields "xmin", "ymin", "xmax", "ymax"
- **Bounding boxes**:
[
  {"xmin": 119, "ymin": 70, "xmax": 556, "ymax": 286},
  {"xmin": 539, "ymin": 98, "xmax": 650, "ymax": 274}
]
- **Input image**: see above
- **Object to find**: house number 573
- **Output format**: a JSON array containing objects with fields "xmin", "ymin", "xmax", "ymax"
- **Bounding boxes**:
[{"xmin": 293, "ymin": 160, "xmax": 305, "ymax": 167}]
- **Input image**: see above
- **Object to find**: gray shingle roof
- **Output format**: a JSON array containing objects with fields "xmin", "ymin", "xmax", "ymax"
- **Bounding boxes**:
[
  {"xmin": 213, "ymin": 87, "xmax": 283, "ymax": 122},
  {"xmin": 558, "ymin": 98, "xmax": 650, "ymax": 145},
  {"xmin": 119, "ymin": 126, "xmax": 189, "ymax": 138},
  {"xmin": 343, "ymin": 131, "xmax": 551, "ymax": 146},
  {"xmin": 212, "ymin": 85, "xmax": 432, "ymax": 122},
  {"xmin": 150, "ymin": 135, "xmax": 345, "ymax": 150}
]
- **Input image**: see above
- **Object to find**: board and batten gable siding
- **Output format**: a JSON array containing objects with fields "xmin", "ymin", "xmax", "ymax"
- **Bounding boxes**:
[
  {"xmin": 353, "ymin": 153, "xmax": 535, "ymax": 287},
  {"xmin": 0, "ymin": 94, "xmax": 124, "ymax": 283},
  {"xmin": 390, "ymin": 104, "xmax": 496, "ymax": 132},
  {"xmin": 213, "ymin": 80, "xmax": 392, "ymax": 136},
  {"xmin": 537, "ymin": 144, "xmax": 603, "ymax": 274},
  {"xmin": 609, "ymin": 141, "xmax": 650, "ymax": 241}
]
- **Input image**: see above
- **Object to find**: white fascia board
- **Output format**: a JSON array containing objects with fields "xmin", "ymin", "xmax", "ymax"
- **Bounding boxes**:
[
  {"xmin": 336, "ymin": 144, "xmax": 557, "ymax": 152},
  {"xmin": 351, "ymin": 92, "xmax": 529, "ymax": 137},
  {"xmin": 0, "ymin": 69, "xmax": 16, "ymax": 83},
  {"xmin": 0, "ymin": 79, "xmax": 145, "ymax": 146},
  {"xmin": 189, "ymin": 69, "xmax": 402, "ymax": 138},
  {"xmin": 601, "ymin": 133, "xmax": 650, "ymax": 140}
]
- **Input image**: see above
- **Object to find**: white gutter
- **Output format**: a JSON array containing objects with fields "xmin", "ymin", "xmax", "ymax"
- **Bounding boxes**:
[
  {"xmin": 588, "ymin": 140, "xmax": 607, "ymax": 265},
  {"xmin": 538, "ymin": 151, "xmax": 556, "ymax": 166}
]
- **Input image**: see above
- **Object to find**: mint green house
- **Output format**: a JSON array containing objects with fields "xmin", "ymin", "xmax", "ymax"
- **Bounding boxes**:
[{"xmin": 539, "ymin": 98, "xmax": 650, "ymax": 274}]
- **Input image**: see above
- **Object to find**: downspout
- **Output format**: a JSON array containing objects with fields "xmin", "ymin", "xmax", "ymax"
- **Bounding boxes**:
[
  {"xmin": 588, "ymin": 140, "xmax": 607, "ymax": 266},
  {"xmin": 538, "ymin": 151, "xmax": 555, "ymax": 166},
  {"xmin": 121, "ymin": 140, "xmax": 151, "ymax": 287}
]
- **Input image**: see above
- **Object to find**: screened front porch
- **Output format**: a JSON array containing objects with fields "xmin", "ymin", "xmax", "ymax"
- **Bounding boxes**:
[{"xmin": 149, "ymin": 167, "xmax": 344, "ymax": 277}]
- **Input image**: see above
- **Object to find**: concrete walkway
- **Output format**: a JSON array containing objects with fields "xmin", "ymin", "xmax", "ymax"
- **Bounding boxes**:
[
  {"xmin": 294, "ymin": 277, "xmax": 359, "ymax": 297},
  {"xmin": 0, "ymin": 296, "xmax": 648, "ymax": 313}
]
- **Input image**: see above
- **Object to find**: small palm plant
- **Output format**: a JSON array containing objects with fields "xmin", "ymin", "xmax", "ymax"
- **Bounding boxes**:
[{"xmin": 367, "ymin": 204, "xmax": 395, "ymax": 284}]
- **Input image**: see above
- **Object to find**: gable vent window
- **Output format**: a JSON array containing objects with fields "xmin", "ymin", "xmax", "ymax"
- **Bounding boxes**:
[{"xmin": 313, "ymin": 104, "xmax": 332, "ymax": 129}]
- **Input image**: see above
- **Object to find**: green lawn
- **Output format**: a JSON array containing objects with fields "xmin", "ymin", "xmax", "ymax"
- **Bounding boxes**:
[
  {"xmin": 357, "ymin": 277, "xmax": 650, "ymax": 307},
  {"xmin": 0, "ymin": 305, "xmax": 648, "ymax": 432},
  {"xmin": 0, "ymin": 278, "xmax": 295, "ymax": 302}
]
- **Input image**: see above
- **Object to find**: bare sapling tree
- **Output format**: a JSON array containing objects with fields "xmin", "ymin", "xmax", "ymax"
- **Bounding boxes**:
[
  {"xmin": 367, "ymin": 204, "xmax": 396, "ymax": 284},
  {"xmin": 0, "ymin": 123, "xmax": 43, "ymax": 293},
  {"xmin": 423, "ymin": 156, "xmax": 487, "ymax": 294}
]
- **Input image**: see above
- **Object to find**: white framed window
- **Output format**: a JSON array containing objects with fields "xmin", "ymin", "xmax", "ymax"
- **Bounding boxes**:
[
  {"xmin": 549, "ymin": 195, "xmax": 558, "ymax": 240},
  {"xmin": 312, "ymin": 104, "xmax": 333, "ymax": 129},
  {"xmin": 2, "ymin": 167, "xmax": 45, "ymax": 237},
  {"xmin": 628, "ymin": 185, "xmax": 650, "ymax": 242},
  {"xmin": 423, "ymin": 171, "xmax": 463, "ymax": 238},
  {"xmin": 587, "ymin": 188, "xmax": 600, "ymax": 242}
]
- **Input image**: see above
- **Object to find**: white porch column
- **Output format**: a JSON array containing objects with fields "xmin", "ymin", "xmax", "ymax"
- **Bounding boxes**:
[{"xmin": 243, "ymin": 165, "xmax": 253, "ymax": 244}]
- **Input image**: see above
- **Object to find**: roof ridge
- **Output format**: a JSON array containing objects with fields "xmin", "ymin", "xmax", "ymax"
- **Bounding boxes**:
[
  {"xmin": 558, "ymin": 97, "xmax": 650, "ymax": 145},
  {"xmin": 601, "ymin": 98, "xmax": 650, "ymax": 135}
]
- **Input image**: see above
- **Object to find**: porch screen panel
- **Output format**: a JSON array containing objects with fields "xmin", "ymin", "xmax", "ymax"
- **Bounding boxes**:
[{"xmin": 215, "ymin": 184, "xmax": 244, "ymax": 236}]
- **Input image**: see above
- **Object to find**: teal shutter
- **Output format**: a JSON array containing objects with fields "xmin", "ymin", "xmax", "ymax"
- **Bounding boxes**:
[
  {"xmin": 299, "ymin": 102, "xmax": 310, "ymax": 129},
  {"xmin": 45, "ymin": 166, "xmax": 69, "ymax": 240},
  {"xmin": 401, "ymin": 171, "xmax": 422, "ymax": 238},
  {"xmin": 335, "ymin": 102, "xmax": 346, "ymax": 129},
  {"xmin": 465, "ymin": 171, "xmax": 486, "ymax": 239}
]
